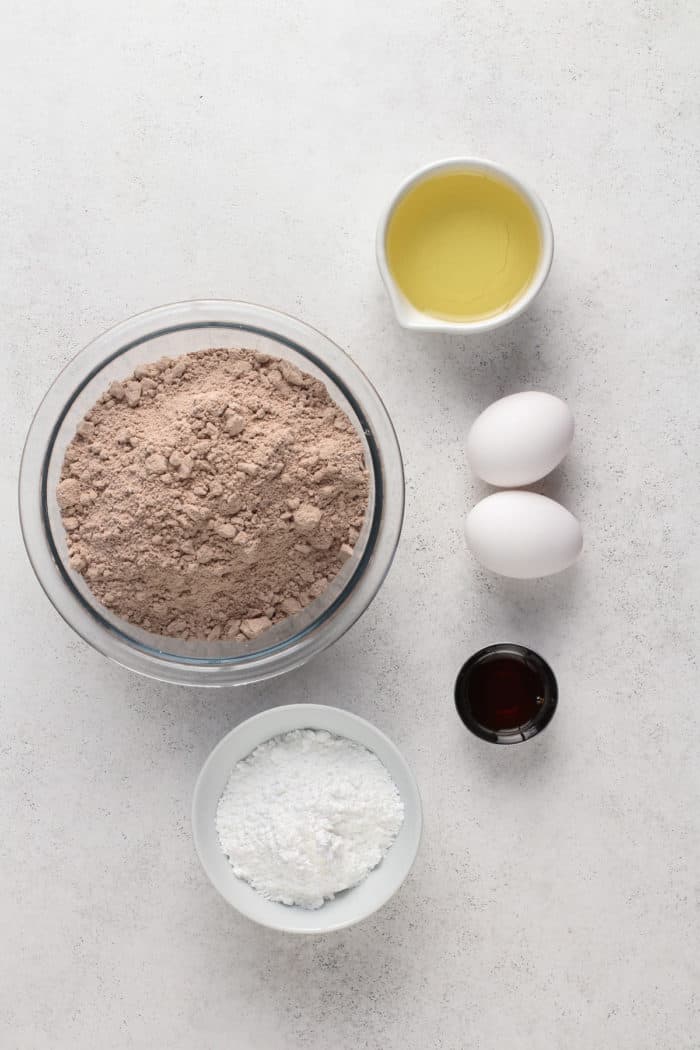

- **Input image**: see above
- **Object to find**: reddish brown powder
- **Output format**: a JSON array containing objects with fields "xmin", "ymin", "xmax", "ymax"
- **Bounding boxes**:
[{"xmin": 57, "ymin": 348, "xmax": 368, "ymax": 641}]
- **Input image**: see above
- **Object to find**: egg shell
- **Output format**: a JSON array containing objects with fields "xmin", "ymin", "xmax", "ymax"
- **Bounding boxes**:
[
  {"xmin": 466, "ymin": 391, "xmax": 574, "ymax": 487},
  {"xmin": 466, "ymin": 491, "xmax": 583, "ymax": 578}
]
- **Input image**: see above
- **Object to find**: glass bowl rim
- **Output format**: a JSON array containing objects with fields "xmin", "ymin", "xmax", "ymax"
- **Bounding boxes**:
[{"xmin": 19, "ymin": 299, "xmax": 405, "ymax": 686}]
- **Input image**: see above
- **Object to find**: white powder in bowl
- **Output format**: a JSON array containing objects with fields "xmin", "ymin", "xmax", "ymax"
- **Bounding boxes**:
[{"xmin": 215, "ymin": 728, "xmax": 405, "ymax": 909}]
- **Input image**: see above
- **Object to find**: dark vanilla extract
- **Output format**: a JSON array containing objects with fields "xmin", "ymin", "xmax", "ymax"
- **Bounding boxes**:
[{"xmin": 455, "ymin": 645, "xmax": 557, "ymax": 744}]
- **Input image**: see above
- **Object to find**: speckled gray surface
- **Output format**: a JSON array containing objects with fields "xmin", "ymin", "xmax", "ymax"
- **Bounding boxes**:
[{"xmin": 3, "ymin": 1, "xmax": 699, "ymax": 1047}]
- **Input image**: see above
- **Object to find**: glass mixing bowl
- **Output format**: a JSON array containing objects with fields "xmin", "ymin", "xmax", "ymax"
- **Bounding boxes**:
[{"xmin": 19, "ymin": 301, "xmax": 404, "ymax": 686}]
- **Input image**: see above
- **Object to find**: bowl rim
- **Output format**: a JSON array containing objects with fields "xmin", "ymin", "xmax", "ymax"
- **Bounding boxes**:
[
  {"xmin": 19, "ymin": 300, "xmax": 405, "ymax": 686},
  {"xmin": 376, "ymin": 156, "xmax": 554, "ymax": 333},
  {"xmin": 192, "ymin": 703, "xmax": 423, "ymax": 934}
]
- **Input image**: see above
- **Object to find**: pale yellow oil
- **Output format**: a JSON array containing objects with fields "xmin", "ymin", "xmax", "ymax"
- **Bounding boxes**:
[{"xmin": 386, "ymin": 171, "xmax": 541, "ymax": 321}]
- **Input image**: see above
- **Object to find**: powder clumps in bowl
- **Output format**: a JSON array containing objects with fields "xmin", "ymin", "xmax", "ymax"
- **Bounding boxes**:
[
  {"xmin": 57, "ymin": 348, "xmax": 369, "ymax": 640},
  {"xmin": 215, "ymin": 729, "xmax": 405, "ymax": 909}
]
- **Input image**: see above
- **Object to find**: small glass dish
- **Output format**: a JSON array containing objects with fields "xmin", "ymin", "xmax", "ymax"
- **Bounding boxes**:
[
  {"xmin": 454, "ymin": 643, "xmax": 558, "ymax": 744},
  {"xmin": 19, "ymin": 300, "xmax": 404, "ymax": 687}
]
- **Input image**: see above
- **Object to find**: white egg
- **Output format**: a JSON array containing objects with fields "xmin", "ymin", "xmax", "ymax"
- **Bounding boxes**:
[
  {"xmin": 467, "ymin": 391, "xmax": 574, "ymax": 487},
  {"xmin": 466, "ymin": 491, "xmax": 583, "ymax": 578}
]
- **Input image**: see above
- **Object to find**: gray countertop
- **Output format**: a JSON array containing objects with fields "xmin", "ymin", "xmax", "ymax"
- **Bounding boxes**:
[{"xmin": 3, "ymin": 1, "xmax": 698, "ymax": 1047}]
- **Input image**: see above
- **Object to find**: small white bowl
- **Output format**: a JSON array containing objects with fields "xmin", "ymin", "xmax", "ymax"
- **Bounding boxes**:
[
  {"xmin": 376, "ymin": 156, "xmax": 554, "ymax": 334},
  {"xmin": 192, "ymin": 704, "xmax": 422, "ymax": 934}
]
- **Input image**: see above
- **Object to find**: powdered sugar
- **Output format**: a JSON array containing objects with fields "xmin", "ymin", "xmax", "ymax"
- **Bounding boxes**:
[{"xmin": 215, "ymin": 729, "xmax": 404, "ymax": 909}]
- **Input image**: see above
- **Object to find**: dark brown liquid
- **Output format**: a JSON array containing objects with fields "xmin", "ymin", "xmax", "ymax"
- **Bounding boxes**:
[{"xmin": 458, "ymin": 655, "xmax": 544, "ymax": 732}]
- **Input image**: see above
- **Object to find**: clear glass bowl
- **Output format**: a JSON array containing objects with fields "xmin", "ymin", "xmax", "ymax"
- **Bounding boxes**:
[{"xmin": 19, "ymin": 301, "xmax": 404, "ymax": 686}]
